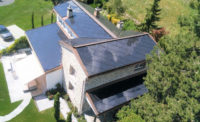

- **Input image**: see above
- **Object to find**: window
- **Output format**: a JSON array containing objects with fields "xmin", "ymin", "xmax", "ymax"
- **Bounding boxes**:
[
  {"xmin": 134, "ymin": 62, "xmax": 146, "ymax": 71},
  {"xmin": 69, "ymin": 65, "xmax": 75, "ymax": 75},
  {"xmin": 68, "ymin": 81, "xmax": 74, "ymax": 90}
]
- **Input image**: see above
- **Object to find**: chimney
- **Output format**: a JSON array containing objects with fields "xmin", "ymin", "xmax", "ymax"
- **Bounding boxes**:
[
  {"xmin": 94, "ymin": 7, "xmax": 101, "ymax": 18},
  {"xmin": 116, "ymin": 21, "xmax": 124, "ymax": 30},
  {"xmin": 67, "ymin": 5, "xmax": 73, "ymax": 18}
]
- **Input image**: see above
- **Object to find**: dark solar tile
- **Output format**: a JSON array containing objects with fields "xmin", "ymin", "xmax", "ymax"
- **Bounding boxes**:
[
  {"xmin": 54, "ymin": 1, "xmax": 112, "ymax": 39},
  {"xmin": 26, "ymin": 23, "xmax": 67, "ymax": 71},
  {"xmin": 77, "ymin": 34, "xmax": 156, "ymax": 76}
]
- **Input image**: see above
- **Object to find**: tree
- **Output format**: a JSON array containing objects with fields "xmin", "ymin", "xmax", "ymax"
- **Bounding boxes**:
[
  {"xmin": 54, "ymin": 92, "xmax": 60, "ymax": 121},
  {"xmin": 51, "ymin": 12, "xmax": 54, "ymax": 24},
  {"xmin": 116, "ymin": 33, "xmax": 200, "ymax": 121},
  {"xmin": 41, "ymin": 15, "xmax": 44, "ymax": 26},
  {"xmin": 31, "ymin": 12, "xmax": 35, "ymax": 29},
  {"xmin": 194, "ymin": 0, "xmax": 200, "ymax": 37},
  {"xmin": 141, "ymin": 0, "xmax": 161, "ymax": 32}
]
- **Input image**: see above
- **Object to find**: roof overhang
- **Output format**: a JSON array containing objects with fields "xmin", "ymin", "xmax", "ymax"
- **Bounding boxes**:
[{"xmin": 85, "ymin": 73, "xmax": 148, "ymax": 115}]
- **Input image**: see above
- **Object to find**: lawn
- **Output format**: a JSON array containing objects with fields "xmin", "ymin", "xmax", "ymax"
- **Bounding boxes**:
[
  {"xmin": 122, "ymin": 0, "xmax": 197, "ymax": 37},
  {"xmin": 10, "ymin": 100, "xmax": 58, "ymax": 122},
  {"xmin": 0, "ymin": 62, "xmax": 21, "ymax": 116},
  {"xmin": 0, "ymin": 0, "xmax": 53, "ymax": 31}
]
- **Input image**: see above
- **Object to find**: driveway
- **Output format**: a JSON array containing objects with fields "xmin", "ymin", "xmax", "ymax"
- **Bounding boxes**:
[{"xmin": 0, "ymin": 25, "xmax": 25, "ymax": 50}]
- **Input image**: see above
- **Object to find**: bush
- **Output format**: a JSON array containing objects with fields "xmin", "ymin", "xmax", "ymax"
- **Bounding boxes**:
[
  {"xmin": 111, "ymin": 17, "xmax": 120, "ymax": 25},
  {"xmin": 189, "ymin": 0, "xmax": 199, "ymax": 9},
  {"xmin": 54, "ymin": 92, "xmax": 60, "ymax": 121},
  {"xmin": 66, "ymin": 112, "xmax": 72, "ymax": 122},
  {"xmin": 178, "ymin": 15, "xmax": 194, "ymax": 27},
  {"xmin": 0, "ymin": 36, "xmax": 29, "ymax": 56},
  {"xmin": 45, "ymin": 83, "xmax": 66, "ymax": 99},
  {"xmin": 151, "ymin": 27, "xmax": 168, "ymax": 42},
  {"xmin": 122, "ymin": 19, "xmax": 138, "ymax": 31}
]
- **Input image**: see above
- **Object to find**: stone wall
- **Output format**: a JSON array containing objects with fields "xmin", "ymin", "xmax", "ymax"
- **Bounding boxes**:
[{"xmin": 61, "ymin": 46, "xmax": 87, "ymax": 113}]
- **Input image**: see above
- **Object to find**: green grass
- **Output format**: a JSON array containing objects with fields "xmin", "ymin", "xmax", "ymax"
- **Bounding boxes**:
[
  {"xmin": 0, "ymin": 62, "xmax": 21, "ymax": 116},
  {"xmin": 0, "ymin": 0, "xmax": 54, "ymax": 31},
  {"xmin": 121, "ymin": 0, "xmax": 197, "ymax": 37},
  {"xmin": 10, "ymin": 100, "xmax": 58, "ymax": 122}
]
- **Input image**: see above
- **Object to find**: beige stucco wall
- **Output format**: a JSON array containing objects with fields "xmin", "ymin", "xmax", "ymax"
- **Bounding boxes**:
[
  {"xmin": 61, "ymin": 46, "xmax": 87, "ymax": 113},
  {"xmin": 46, "ymin": 69, "xmax": 64, "ymax": 90}
]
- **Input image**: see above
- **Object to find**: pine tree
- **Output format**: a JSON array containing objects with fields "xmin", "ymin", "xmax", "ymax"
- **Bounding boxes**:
[
  {"xmin": 31, "ymin": 12, "xmax": 35, "ymax": 29},
  {"xmin": 194, "ymin": 0, "xmax": 200, "ymax": 37},
  {"xmin": 51, "ymin": 12, "xmax": 54, "ymax": 24},
  {"xmin": 141, "ymin": 0, "xmax": 161, "ymax": 32},
  {"xmin": 41, "ymin": 15, "xmax": 44, "ymax": 26},
  {"xmin": 54, "ymin": 92, "xmax": 60, "ymax": 121}
]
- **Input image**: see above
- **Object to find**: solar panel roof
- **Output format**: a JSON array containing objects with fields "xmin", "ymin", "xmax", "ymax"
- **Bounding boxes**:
[
  {"xmin": 26, "ymin": 23, "xmax": 68, "ymax": 71},
  {"xmin": 54, "ymin": 1, "xmax": 112, "ymax": 39},
  {"xmin": 76, "ymin": 34, "xmax": 156, "ymax": 76}
]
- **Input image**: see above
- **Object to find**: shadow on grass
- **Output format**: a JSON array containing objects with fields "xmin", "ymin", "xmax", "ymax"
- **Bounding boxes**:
[{"xmin": 57, "ymin": 120, "xmax": 65, "ymax": 122}]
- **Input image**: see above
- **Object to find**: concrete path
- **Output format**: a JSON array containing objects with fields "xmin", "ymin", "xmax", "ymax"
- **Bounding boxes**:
[
  {"xmin": 0, "ymin": 56, "xmax": 32, "ymax": 122},
  {"xmin": 1, "ymin": 56, "xmax": 29, "ymax": 103},
  {"xmin": 0, "ymin": 94, "xmax": 31, "ymax": 122},
  {"xmin": 0, "ymin": 0, "xmax": 15, "ymax": 6},
  {"xmin": 34, "ymin": 95, "xmax": 54, "ymax": 112},
  {"xmin": 60, "ymin": 98, "xmax": 70, "ymax": 119}
]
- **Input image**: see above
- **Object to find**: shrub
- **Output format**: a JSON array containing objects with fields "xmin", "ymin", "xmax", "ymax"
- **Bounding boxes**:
[
  {"xmin": 45, "ymin": 83, "xmax": 66, "ymax": 98},
  {"xmin": 54, "ymin": 92, "xmax": 60, "ymax": 121},
  {"xmin": 178, "ymin": 15, "xmax": 194, "ymax": 27},
  {"xmin": 107, "ymin": 14, "xmax": 111, "ymax": 21},
  {"xmin": 111, "ymin": 17, "xmax": 120, "ymax": 25},
  {"xmin": 189, "ymin": 0, "xmax": 199, "ymax": 9},
  {"xmin": 122, "ymin": 19, "xmax": 138, "ymax": 31},
  {"xmin": 151, "ymin": 27, "xmax": 168, "ymax": 42},
  {"xmin": 0, "ymin": 36, "xmax": 29, "ymax": 56},
  {"xmin": 66, "ymin": 112, "xmax": 72, "ymax": 122}
]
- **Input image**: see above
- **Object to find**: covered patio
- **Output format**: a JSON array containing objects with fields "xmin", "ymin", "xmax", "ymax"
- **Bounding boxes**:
[{"xmin": 86, "ymin": 73, "xmax": 148, "ymax": 115}]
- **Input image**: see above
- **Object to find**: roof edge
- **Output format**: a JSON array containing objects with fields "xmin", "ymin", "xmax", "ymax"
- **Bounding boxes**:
[{"xmin": 74, "ymin": 33, "xmax": 148, "ymax": 48}]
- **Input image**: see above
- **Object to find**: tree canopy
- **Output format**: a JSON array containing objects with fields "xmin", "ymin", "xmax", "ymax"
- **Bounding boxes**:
[{"xmin": 117, "ymin": 32, "xmax": 200, "ymax": 121}]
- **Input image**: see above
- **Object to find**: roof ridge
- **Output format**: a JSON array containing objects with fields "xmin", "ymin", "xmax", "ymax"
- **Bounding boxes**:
[
  {"xmin": 72, "ymin": 0, "xmax": 117, "ymax": 38},
  {"xmin": 74, "ymin": 33, "xmax": 148, "ymax": 48}
]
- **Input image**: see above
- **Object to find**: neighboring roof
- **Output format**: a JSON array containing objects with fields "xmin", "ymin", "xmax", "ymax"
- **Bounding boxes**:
[
  {"xmin": 75, "ymin": 34, "xmax": 156, "ymax": 76},
  {"xmin": 54, "ymin": 1, "xmax": 112, "ymax": 39},
  {"xmin": 26, "ymin": 23, "xmax": 67, "ymax": 71},
  {"xmin": 15, "ymin": 55, "xmax": 45, "ymax": 84}
]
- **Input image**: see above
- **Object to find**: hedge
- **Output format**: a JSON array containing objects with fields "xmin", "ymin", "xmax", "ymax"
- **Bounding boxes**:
[{"xmin": 0, "ymin": 36, "xmax": 30, "ymax": 56}]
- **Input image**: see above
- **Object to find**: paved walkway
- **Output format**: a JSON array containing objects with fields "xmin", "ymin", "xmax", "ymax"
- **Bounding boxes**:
[
  {"xmin": 0, "ymin": 0, "xmax": 15, "ymax": 6},
  {"xmin": 0, "ymin": 56, "xmax": 32, "ymax": 122},
  {"xmin": 0, "ymin": 94, "xmax": 31, "ymax": 122},
  {"xmin": 34, "ymin": 95, "xmax": 54, "ymax": 112}
]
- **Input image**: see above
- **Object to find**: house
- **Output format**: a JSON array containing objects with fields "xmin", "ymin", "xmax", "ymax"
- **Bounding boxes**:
[{"xmin": 24, "ymin": 0, "xmax": 156, "ymax": 118}]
